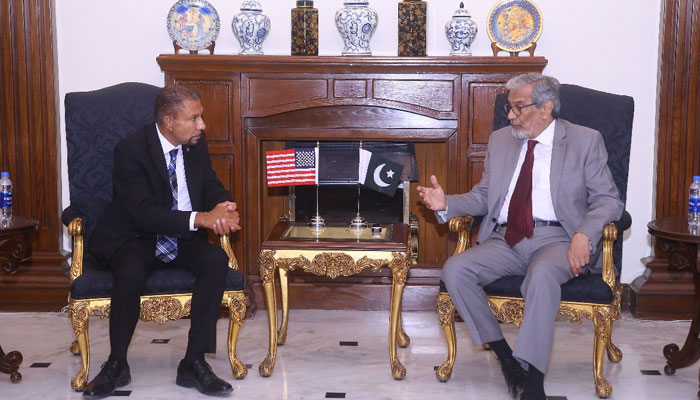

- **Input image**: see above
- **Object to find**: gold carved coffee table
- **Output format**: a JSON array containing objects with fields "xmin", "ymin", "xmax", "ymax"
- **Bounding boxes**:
[{"xmin": 258, "ymin": 221, "xmax": 411, "ymax": 380}]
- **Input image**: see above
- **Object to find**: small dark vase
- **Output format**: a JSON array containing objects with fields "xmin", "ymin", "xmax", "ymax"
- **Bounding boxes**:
[
  {"xmin": 291, "ymin": 0, "xmax": 319, "ymax": 56},
  {"xmin": 398, "ymin": 0, "xmax": 427, "ymax": 56}
]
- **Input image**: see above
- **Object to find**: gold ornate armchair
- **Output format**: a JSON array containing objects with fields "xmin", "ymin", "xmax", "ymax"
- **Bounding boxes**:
[
  {"xmin": 435, "ymin": 85, "xmax": 634, "ymax": 398},
  {"xmin": 62, "ymin": 83, "xmax": 248, "ymax": 391},
  {"xmin": 437, "ymin": 217, "xmax": 623, "ymax": 397}
]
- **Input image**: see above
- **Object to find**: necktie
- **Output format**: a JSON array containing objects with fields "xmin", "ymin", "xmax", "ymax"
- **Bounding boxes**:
[
  {"xmin": 504, "ymin": 140, "xmax": 538, "ymax": 247},
  {"xmin": 155, "ymin": 148, "xmax": 179, "ymax": 262}
]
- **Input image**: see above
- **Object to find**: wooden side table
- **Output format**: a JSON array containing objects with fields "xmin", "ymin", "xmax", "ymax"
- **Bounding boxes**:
[
  {"xmin": 0, "ymin": 346, "xmax": 22, "ymax": 383},
  {"xmin": 648, "ymin": 217, "xmax": 700, "ymax": 396},
  {"xmin": 0, "ymin": 216, "xmax": 39, "ymax": 274},
  {"xmin": 258, "ymin": 221, "xmax": 412, "ymax": 380},
  {"xmin": 0, "ymin": 216, "xmax": 37, "ymax": 383}
]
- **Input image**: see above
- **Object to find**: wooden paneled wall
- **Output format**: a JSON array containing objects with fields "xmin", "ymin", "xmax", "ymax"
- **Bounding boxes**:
[
  {"xmin": 633, "ymin": 0, "xmax": 700, "ymax": 319},
  {"xmin": 0, "ymin": 0, "xmax": 67, "ymax": 311}
]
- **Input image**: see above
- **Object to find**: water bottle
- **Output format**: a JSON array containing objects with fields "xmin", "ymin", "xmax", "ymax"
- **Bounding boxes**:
[
  {"xmin": 0, "ymin": 171, "xmax": 12, "ymax": 220},
  {"xmin": 689, "ymin": 175, "xmax": 700, "ymax": 227}
]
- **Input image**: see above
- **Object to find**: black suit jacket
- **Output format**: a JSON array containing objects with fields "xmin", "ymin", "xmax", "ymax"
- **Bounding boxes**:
[{"xmin": 90, "ymin": 124, "xmax": 232, "ymax": 265}]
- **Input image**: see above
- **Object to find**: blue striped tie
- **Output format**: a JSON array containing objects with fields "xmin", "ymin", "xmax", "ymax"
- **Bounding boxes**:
[{"xmin": 155, "ymin": 148, "xmax": 179, "ymax": 263}]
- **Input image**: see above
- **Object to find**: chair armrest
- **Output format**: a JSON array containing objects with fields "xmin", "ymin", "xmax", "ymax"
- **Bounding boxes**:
[
  {"xmin": 66, "ymin": 224, "xmax": 238, "ymax": 284},
  {"xmin": 61, "ymin": 204, "xmax": 82, "ymax": 227},
  {"xmin": 219, "ymin": 234, "xmax": 240, "ymax": 271},
  {"xmin": 613, "ymin": 210, "xmax": 632, "ymax": 233},
  {"xmin": 601, "ymin": 222, "xmax": 618, "ymax": 290},
  {"xmin": 448, "ymin": 215, "xmax": 475, "ymax": 256},
  {"xmin": 67, "ymin": 217, "xmax": 85, "ymax": 283}
]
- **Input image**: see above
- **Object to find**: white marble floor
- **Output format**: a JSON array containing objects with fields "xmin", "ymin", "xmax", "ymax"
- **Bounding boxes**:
[{"xmin": 0, "ymin": 310, "xmax": 697, "ymax": 400}]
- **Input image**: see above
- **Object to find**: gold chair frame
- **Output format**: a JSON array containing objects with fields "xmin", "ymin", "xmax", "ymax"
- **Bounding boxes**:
[
  {"xmin": 65, "ymin": 217, "xmax": 248, "ymax": 391},
  {"xmin": 435, "ymin": 215, "xmax": 622, "ymax": 398}
]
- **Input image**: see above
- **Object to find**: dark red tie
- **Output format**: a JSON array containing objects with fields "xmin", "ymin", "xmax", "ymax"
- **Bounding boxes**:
[{"xmin": 505, "ymin": 140, "xmax": 538, "ymax": 247}]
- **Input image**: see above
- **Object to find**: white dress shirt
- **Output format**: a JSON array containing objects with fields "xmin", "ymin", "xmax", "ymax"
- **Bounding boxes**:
[
  {"xmin": 497, "ymin": 119, "xmax": 558, "ymax": 224},
  {"xmin": 156, "ymin": 125, "xmax": 198, "ymax": 231}
]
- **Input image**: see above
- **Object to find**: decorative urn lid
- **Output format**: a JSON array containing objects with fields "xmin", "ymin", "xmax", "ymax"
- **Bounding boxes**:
[
  {"xmin": 453, "ymin": 2, "xmax": 471, "ymax": 18},
  {"xmin": 240, "ymin": 1, "xmax": 262, "ymax": 12}
]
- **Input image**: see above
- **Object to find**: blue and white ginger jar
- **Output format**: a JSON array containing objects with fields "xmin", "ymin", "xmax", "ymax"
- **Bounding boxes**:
[
  {"xmin": 445, "ymin": 2, "xmax": 478, "ymax": 56},
  {"xmin": 335, "ymin": 1, "xmax": 378, "ymax": 56},
  {"xmin": 232, "ymin": 1, "xmax": 270, "ymax": 55}
]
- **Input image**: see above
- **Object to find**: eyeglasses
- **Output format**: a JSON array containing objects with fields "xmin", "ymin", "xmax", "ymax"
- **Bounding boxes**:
[{"xmin": 504, "ymin": 102, "xmax": 536, "ymax": 116}]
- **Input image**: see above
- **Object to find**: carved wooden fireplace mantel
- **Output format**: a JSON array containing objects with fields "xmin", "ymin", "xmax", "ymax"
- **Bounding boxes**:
[{"xmin": 157, "ymin": 55, "xmax": 547, "ymax": 311}]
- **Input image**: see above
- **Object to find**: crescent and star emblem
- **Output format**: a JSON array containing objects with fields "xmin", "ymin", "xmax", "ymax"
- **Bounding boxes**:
[{"xmin": 373, "ymin": 163, "xmax": 395, "ymax": 187}]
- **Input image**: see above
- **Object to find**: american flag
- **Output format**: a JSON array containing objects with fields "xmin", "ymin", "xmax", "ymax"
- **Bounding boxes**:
[{"xmin": 266, "ymin": 148, "xmax": 318, "ymax": 187}]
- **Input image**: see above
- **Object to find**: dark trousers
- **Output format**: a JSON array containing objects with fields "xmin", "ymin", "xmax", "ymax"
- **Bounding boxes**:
[{"xmin": 107, "ymin": 237, "xmax": 229, "ymax": 361}]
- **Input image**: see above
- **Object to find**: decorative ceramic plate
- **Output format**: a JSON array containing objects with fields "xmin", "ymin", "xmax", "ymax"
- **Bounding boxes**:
[
  {"xmin": 166, "ymin": 0, "xmax": 221, "ymax": 51},
  {"xmin": 487, "ymin": 0, "xmax": 543, "ymax": 52}
]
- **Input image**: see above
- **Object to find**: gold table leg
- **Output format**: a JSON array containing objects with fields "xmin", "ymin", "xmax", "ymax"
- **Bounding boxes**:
[
  {"xmin": 389, "ymin": 254, "xmax": 408, "ymax": 380},
  {"xmin": 397, "ymin": 303, "xmax": 411, "ymax": 348},
  {"xmin": 258, "ymin": 250, "xmax": 278, "ymax": 377},
  {"xmin": 277, "ymin": 267, "xmax": 290, "ymax": 345}
]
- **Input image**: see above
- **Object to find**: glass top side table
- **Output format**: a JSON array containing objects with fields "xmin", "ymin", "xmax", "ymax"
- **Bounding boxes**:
[{"xmin": 258, "ymin": 221, "xmax": 412, "ymax": 380}]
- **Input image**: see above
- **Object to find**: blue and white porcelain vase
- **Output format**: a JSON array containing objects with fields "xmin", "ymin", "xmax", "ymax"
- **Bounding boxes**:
[
  {"xmin": 445, "ymin": 2, "xmax": 478, "ymax": 56},
  {"xmin": 335, "ymin": 1, "xmax": 378, "ymax": 56},
  {"xmin": 232, "ymin": 1, "xmax": 270, "ymax": 55}
]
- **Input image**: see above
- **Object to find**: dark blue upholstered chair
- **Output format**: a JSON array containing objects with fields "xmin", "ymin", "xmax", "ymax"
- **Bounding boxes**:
[
  {"xmin": 435, "ymin": 84, "xmax": 634, "ymax": 398},
  {"xmin": 62, "ymin": 83, "xmax": 248, "ymax": 391}
]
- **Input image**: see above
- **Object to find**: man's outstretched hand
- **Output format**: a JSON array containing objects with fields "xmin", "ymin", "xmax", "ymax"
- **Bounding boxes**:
[
  {"xmin": 195, "ymin": 201, "xmax": 241, "ymax": 235},
  {"xmin": 416, "ymin": 175, "xmax": 447, "ymax": 211}
]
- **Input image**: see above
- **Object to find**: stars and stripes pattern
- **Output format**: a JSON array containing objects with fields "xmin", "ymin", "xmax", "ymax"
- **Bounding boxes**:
[
  {"xmin": 266, "ymin": 148, "xmax": 318, "ymax": 187},
  {"xmin": 155, "ymin": 148, "xmax": 179, "ymax": 263}
]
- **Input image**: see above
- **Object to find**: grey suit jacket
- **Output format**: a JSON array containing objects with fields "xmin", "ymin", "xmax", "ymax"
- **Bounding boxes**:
[{"xmin": 440, "ymin": 119, "xmax": 623, "ymax": 268}]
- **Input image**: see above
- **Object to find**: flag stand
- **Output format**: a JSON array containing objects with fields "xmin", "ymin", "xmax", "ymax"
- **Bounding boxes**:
[
  {"xmin": 309, "ymin": 183, "xmax": 326, "ymax": 231},
  {"xmin": 350, "ymin": 141, "xmax": 368, "ymax": 230},
  {"xmin": 309, "ymin": 141, "xmax": 326, "ymax": 231},
  {"xmin": 349, "ymin": 182, "xmax": 368, "ymax": 230}
]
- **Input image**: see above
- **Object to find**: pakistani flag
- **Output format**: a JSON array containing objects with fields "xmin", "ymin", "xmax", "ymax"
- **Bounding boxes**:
[{"xmin": 358, "ymin": 148, "xmax": 403, "ymax": 196}]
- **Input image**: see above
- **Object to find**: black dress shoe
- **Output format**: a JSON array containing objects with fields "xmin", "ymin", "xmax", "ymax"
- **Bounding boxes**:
[
  {"xmin": 83, "ymin": 359, "xmax": 131, "ymax": 399},
  {"xmin": 520, "ymin": 387, "xmax": 547, "ymax": 400},
  {"xmin": 500, "ymin": 356, "xmax": 528, "ymax": 398},
  {"xmin": 176, "ymin": 359, "xmax": 233, "ymax": 396}
]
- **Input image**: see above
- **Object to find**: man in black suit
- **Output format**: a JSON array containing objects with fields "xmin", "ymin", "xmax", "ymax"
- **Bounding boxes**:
[{"xmin": 83, "ymin": 86, "xmax": 241, "ymax": 399}]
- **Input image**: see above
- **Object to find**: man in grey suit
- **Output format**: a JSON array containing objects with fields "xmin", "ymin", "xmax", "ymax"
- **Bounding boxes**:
[{"xmin": 417, "ymin": 74, "xmax": 623, "ymax": 400}]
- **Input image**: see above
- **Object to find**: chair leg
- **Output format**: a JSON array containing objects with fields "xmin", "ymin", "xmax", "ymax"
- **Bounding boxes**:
[
  {"xmin": 436, "ymin": 292, "xmax": 456, "ymax": 382},
  {"xmin": 593, "ymin": 307, "xmax": 613, "ymax": 398},
  {"xmin": 605, "ymin": 319, "xmax": 623, "ymax": 362},
  {"xmin": 226, "ymin": 292, "xmax": 248, "ymax": 379},
  {"xmin": 68, "ymin": 302, "xmax": 90, "ymax": 391}
]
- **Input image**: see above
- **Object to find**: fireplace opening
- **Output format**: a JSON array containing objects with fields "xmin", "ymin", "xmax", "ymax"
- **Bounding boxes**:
[
  {"xmin": 285, "ymin": 141, "xmax": 418, "ymax": 225},
  {"xmin": 294, "ymin": 185, "xmax": 404, "ymax": 224}
]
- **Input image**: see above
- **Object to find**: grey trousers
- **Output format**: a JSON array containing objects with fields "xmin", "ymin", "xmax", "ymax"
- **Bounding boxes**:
[{"xmin": 441, "ymin": 225, "xmax": 574, "ymax": 373}]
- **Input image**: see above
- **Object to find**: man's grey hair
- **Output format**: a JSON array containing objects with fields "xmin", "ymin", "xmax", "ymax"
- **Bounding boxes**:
[
  {"xmin": 155, "ymin": 85, "xmax": 202, "ymax": 125},
  {"xmin": 506, "ymin": 73, "xmax": 561, "ymax": 117}
]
